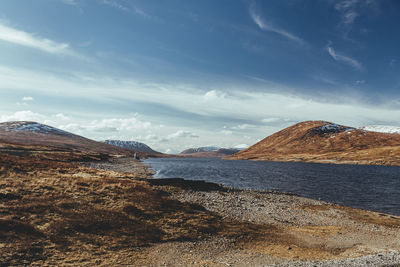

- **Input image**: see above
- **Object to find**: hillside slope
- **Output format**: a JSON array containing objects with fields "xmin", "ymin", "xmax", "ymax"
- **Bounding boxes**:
[
  {"xmin": 104, "ymin": 140, "xmax": 162, "ymax": 154},
  {"xmin": 227, "ymin": 120, "xmax": 400, "ymax": 166},
  {"xmin": 0, "ymin": 121, "xmax": 134, "ymax": 155}
]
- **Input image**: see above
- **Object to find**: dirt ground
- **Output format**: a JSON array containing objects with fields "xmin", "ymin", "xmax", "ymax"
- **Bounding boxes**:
[{"xmin": 1, "ymin": 148, "xmax": 400, "ymax": 266}]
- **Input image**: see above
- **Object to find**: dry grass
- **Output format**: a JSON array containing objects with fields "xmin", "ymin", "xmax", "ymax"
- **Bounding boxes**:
[
  {"xmin": 0, "ymin": 148, "xmax": 276, "ymax": 265},
  {"xmin": 1, "ymin": 145, "xmax": 400, "ymax": 265},
  {"xmin": 228, "ymin": 120, "xmax": 400, "ymax": 166}
]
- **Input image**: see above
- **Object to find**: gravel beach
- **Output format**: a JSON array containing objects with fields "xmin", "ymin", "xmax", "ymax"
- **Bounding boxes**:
[
  {"xmin": 77, "ymin": 157, "xmax": 400, "ymax": 266},
  {"xmin": 142, "ymin": 178, "xmax": 400, "ymax": 266}
]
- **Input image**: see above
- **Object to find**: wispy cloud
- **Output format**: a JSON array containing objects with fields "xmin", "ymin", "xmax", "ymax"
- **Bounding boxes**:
[
  {"xmin": 167, "ymin": 130, "xmax": 199, "ymax": 139},
  {"xmin": 101, "ymin": 0, "xmax": 151, "ymax": 18},
  {"xmin": 22, "ymin": 96, "xmax": 34, "ymax": 101},
  {"xmin": 59, "ymin": 0, "xmax": 78, "ymax": 6},
  {"xmin": 3, "ymin": 63, "xmax": 400, "ymax": 152},
  {"xmin": 327, "ymin": 45, "xmax": 363, "ymax": 70},
  {"xmin": 249, "ymin": 5, "xmax": 305, "ymax": 45},
  {"xmin": 0, "ymin": 23, "xmax": 72, "ymax": 55},
  {"xmin": 334, "ymin": 0, "xmax": 379, "ymax": 31},
  {"xmin": 335, "ymin": 0, "xmax": 359, "ymax": 28},
  {"xmin": 203, "ymin": 90, "xmax": 226, "ymax": 101}
]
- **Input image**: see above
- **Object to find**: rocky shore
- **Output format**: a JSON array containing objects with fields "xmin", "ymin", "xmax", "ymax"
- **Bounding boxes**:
[
  {"xmin": 1, "ymin": 152, "xmax": 399, "ymax": 266},
  {"xmin": 89, "ymin": 158, "xmax": 400, "ymax": 266},
  {"xmin": 140, "ymin": 178, "xmax": 400, "ymax": 266}
]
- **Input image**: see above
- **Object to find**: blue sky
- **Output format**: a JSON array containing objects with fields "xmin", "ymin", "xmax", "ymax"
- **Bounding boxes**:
[{"xmin": 0, "ymin": 0, "xmax": 399, "ymax": 153}]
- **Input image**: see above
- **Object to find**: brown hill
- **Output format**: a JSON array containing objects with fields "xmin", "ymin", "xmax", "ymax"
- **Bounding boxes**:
[
  {"xmin": 226, "ymin": 120, "xmax": 400, "ymax": 166},
  {"xmin": 0, "ymin": 121, "xmax": 135, "ymax": 156}
]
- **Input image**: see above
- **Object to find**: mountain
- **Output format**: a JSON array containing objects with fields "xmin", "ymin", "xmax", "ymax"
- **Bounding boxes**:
[
  {"xmin": 0, "ymin": 121, "xmax": 135, "ymax": 155},
  {"xmin": 180, "ymin": 146, "xmax": 221, "ymax": 154},
  {"xmin": 226, "ymin": 120, "xmax": 400, "ymax": 166},
  {"xmin": 359, "ymin": 125, "xmax": 400, "ymax": 134},
  {"xmin": 104, "ymin": 140, "xmax": 161, "ymax": 154},
  {"xmin": 179, "ymin": 146, "xmax": 240, "ymax": 157}
]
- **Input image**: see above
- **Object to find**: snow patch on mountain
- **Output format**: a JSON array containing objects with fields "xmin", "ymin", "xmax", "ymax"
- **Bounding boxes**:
[
  {"xmin": 360, "ymin": 125, "xmax": 400, "ymax": 134},
  {"xmin": 0, "ymin": 121, "xmax": 72, "ymax": 135},
  {"xmin": 104, "ymin": 140, "xmax": 159, "ymax": 154},
  {"xmin": 180, "ymin": 146, "xmax": 220, "ymax": 154},
  {"xmin": 313, "ymin": 123, "xmax": 354, "ymax": 135}
]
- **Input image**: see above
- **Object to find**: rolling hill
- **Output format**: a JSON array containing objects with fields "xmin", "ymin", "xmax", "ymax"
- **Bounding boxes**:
[
  {"xmin": 0, "ymin": 121, "xmax": 135, "ymax": 155},
  {"xmin": 226, "ymin": 120, "xmax": 400, "ymax": 166},
  {"xmin": 104, "ymin": 140, "xmax": 162, "ymax": 154}
]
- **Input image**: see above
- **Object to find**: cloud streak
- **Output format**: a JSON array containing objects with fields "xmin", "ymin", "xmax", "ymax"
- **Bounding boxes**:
[
  {"xmin": 3, "ymin": 64, "xmax": 400, "ymax": 153},
  {"xmin": 249, "ymin": 5, "xmax": 305, "ymax": 45},
  {"xmin": 327, "ymin": 45, "xmax": 362, "ymax": 70},
  {"xmin": 59, "ymin": 0, "xmax": 78, "ymax": 6},
  {"xmin": 0, "ymin": 23, "xmax": 73, "ymax": 55},
  {"xmin": 335, "ymin": 0, "xmax": 359, "ymax": 26},
  {"xmin": 101, "ymin": 0, "xmax": 151, "ymax": 18},
  {"xmin": 167, "ymin": 130, "xmax": 199, "ymax": 139}
]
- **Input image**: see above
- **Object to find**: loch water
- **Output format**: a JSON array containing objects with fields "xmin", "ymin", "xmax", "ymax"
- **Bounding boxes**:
[{"xmin": 144, "ymin": 157, "xmax": 400, "ymax": 216}]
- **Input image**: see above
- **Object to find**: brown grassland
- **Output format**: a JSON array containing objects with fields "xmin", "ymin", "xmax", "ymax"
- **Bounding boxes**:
[{"xmin": 1, "ymin": 144, "xmax": 400, "ymax": 266}]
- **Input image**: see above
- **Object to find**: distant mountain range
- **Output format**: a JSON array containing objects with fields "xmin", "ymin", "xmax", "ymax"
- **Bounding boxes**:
[
  {"xmin": 0, "ymin": 121, "xmax": 138, "ymax": 156},
  {"xmin": 226, "ymin": 120, "xmax": 400, "ymax": 166},
  {"xmin": 3, "ymin": 120, "xmax": 400, "ymax": 165},
  {"xmin": 179, "ymin": 146, "xmax": 241, "ymax": 157},
  {"xmin": 180, "ymin": 146, "xmax": 221, "ymax": 154},
  {"xmin": 103, "ymin": 140, "xmax": 161, "ymax": 154}
]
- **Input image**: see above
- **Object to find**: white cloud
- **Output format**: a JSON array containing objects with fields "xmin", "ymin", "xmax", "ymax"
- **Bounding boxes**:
[
  {"xmin": 102, "ymin": 0, "xmax": 150, "ymax": 18},
  {"xmin": 3, "ymin": 64, "xmax": 400, "ymax": 153},
  {"xmin": 333, "ymin": 0, "xmax": 377, "ymax": 29},
  {"xmin": 249, "ymin": 5, "xmax": 305, "ymax": 45},
  {"xmin": 232, "ymin": 124, "xmax": 255, "ymax": 130},
  {"xmin": 0, "ymin": 23, "xmax": 72, "ymax": 55},
  {"xmin": 355, "ymin": 80, "xmax": 365, "ymax": 85},
  {"xmin": 233, "ymin": 144, "xmax": 249, "ymax": 150},
  {"xmin": 261, "ymin": 117, "xmax": 280, "ymax": 123},
  {"xmin": 143, "ymin": 134, "xmax": 159, "ymax": 141},
  {"xmin": 327, "ymin": 45, "xmax": 363, "ymax": 70},
  {"xmin": 54, "ymin": 113, "xmax": 70, "ymax": 121},
  {"xmin": 220, "ymin": 130, "xmax": 233, "ymax": 135},
  {"xmin": 335, "ymin": 0, "xmax": 359, "ymax": 11},
  {"xmin": 59, "ymin": 0, "xmax": 78, "ymax": 6},
  {"xmin": 70, "ymin": 116, "xmax": 151, "ymax": 133},
  {"xmin": 203, "ymin": 90, "xmax": 226, "ymax": 101},
  {"xmin": 0, "ymin": 110, "xmax": 44, "ymax": 122},
  {"xmin": 167, "ymin": 130, "xmax": 199, "ymax": 139},
  {"xmin": 343, "ymin": 11, "xmax": 358, "ymax": 25},
  {"xmin": 164, "ymin": 148, "xmax": 172, "ymax": 154},
  {"xmin": 0, "ymin": 110, "xmax": 153, "ymax": 138},
  {"xmin": 22, "ymin": 96, "xmax": 34, "ymax": 101}
]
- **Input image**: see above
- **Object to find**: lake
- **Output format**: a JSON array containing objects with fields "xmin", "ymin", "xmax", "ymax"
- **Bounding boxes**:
[{"xmin": 144, "ymin": 157, "xmax": 400, "ymax": 216}]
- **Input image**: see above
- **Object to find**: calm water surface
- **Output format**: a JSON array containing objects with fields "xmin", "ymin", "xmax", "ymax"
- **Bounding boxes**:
[{"xmin": 144, "ymin": 157, "xmax": 400, "ymax": 215}]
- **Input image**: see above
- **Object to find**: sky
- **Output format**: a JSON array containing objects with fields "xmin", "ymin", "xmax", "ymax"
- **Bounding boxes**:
[{"xmin": 0, "ymin": 0, "xmax": 399, "ymax": 153}]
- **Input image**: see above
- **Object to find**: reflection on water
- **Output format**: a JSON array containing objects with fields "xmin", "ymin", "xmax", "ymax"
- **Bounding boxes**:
[{"xmin": 144, "ymin": 157, "xmax": 400, "ymax": 215}]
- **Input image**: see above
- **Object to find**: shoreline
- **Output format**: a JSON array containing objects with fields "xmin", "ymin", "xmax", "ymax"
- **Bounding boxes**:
[
  {"xmin": 108, "ymin": 158, "xmax": 400, "ymax": 265},
  {"xmin": 2, "ymin": 153, "xmax": 399, "ymax": 266},
  {"xmin": 144, "ymin": 156, "xmax": 400, "ymax": 217},
  {"xmin": 144, "ymin": 176, "xmax": 400, "ymax": 266}
]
